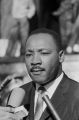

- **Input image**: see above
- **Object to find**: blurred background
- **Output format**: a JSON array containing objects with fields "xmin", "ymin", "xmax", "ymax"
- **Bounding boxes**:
[{"xmin": 0, "ymin": 0, "xmax": 79, "ymax": 106}]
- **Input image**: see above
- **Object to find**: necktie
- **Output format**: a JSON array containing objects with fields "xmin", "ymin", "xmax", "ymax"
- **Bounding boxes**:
[{"xmin": 34, "ymin": 87, "xmax": 45, "ymax": 120}]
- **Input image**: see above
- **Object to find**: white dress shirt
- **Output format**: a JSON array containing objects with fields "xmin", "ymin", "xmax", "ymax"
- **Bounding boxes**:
[{"xmin": 34, "ymin": 72, "xmax": 64, "ymax": 113}]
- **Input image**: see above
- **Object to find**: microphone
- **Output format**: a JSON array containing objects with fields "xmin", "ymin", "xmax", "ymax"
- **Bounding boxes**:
[
  {"xmin": 8, "ymin": 87, "xmax": 25, "ymax": 107},
  {"xmin": 7, "ymin": 87, "xmax": 29, "ymax": 119},
  {"xmin": 42, "ymin": 94, "xmax": 61, "ymax": 120}
]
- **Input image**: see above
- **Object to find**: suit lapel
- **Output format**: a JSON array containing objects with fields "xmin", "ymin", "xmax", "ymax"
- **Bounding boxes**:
[
  {"xmin": 29, "ymin": 83, "xmax": 35, "ymax": 120},
  {"xmin": 40, "ymin": 74, "xmax": 69, "ymax": 120}
]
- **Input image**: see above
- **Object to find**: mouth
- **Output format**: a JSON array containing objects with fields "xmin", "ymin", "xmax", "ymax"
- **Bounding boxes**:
[{"xmin": 30, "ymin": 67, "xmax": 45, "ymax": 75}]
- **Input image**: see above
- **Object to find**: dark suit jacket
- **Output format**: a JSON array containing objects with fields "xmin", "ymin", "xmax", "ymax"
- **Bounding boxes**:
[{"xmin": 19, "ymin": 73, "xmax": 79, "ymax": 120}]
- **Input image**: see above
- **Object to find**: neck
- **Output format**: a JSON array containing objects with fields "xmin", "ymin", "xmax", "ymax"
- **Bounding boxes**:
[
  {"xmin": 44, "ymin": 64, "xmax": 62, "ymax": 86},
  {"xmin": 55, "ymin": 64, "xmax": 62, "ymax": 79}
]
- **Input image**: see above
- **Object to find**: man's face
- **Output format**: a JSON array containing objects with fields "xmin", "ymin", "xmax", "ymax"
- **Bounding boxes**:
[{"xmin": 25, "ymin": 33, "xmax": 63, "ymax": 85}]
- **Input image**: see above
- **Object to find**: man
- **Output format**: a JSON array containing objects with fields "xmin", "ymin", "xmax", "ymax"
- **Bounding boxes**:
[
  {"xmin": 12, "ymin": 0, "xmax": 36, "ymax": 55},
  {"xmin": 1, "ymin": 28, "xmax": 79, "ymax": 120},
  {"xmin": 1, "ymin": 0, "xmax": 36, "ymax": 56}
]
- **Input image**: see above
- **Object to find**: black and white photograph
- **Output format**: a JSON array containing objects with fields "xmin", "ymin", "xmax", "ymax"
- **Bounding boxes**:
[{"xmin": 0, "ymin": 0, "xmax": 79, "ymax": 120}]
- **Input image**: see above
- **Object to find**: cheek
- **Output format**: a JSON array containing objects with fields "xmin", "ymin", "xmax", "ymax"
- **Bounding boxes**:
[
  {"xmin": 25, "ymin": 59, "xmax": 30, "ymax": 71},
  {"xmin": 44, "ymin": 56, "xmax": 59, "ymax": 72}
]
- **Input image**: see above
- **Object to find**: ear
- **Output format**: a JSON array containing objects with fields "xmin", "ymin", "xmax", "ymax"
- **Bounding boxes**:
[{"xmin": 59, "ymin": 50, "xmax": 64, "ymax": 63}]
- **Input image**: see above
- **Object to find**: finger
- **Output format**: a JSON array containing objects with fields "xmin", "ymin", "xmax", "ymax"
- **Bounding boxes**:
[
  {"xmin": 9, "ymin": 113, "xmax": 22, "ymax": 120},
  {"xmin": 0, "ymin": 112, "xmax": 15, "ymax": 120},
  {"xmin": 0, "ymin": 106, "xmax": 15, "ymax": 113}
]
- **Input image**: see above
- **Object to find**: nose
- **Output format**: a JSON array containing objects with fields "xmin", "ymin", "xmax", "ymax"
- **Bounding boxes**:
[{"xmin": 31, "ymin": 53, "xmax": 42, "ymax": 66}]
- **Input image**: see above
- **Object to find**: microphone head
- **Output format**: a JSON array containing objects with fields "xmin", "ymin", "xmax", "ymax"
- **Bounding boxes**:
[{"xmin": 8, "ymin": 87, "xmax": 25, "ymax": 107}]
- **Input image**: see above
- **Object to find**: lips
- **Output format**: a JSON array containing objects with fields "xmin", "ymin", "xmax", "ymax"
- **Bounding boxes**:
[{"xmin": 30, "ymin": 66, "xmax": 45, "ymax": 73}]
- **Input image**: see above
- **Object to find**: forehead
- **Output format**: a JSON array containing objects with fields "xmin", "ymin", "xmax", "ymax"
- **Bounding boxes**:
[{"xmin": 26, "ymin": 33, "xmax": 57, "ymax": 50}]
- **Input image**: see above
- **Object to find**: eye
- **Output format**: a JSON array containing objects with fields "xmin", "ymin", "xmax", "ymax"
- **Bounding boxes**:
[
  {"xmin": 41, "ymin": 51, "xmax": 51, "ymax": 55},
  {"xmin": 25, "ymin": 53, "xmax": 32, "ymax": 57}
]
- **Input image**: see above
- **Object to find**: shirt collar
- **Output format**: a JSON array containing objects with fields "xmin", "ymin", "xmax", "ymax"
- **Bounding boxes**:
[
  {"xmin": 45, "ymin": 72, "xmax": 64, "ymax": 99},
  {"xmin": 36, "ymin": 72, "xmax": 64, "ymax": 93}
]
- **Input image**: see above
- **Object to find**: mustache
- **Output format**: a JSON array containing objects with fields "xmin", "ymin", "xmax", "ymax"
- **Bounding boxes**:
[{"xmin": 30, "ymin": 66, "xmax": 45, "ymax": 72}]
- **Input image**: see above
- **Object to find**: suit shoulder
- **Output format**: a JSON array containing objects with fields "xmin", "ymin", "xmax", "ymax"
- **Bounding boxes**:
[
  {"xmin": 66, "ymin": 76, "xmax": 79, "ymax": 98},
  {"xmin": 64, "ymin": 73, "xmax": 79, "ymax": 86},
  {"xmin": 20, "ymin": 81, "xmax": 33, "ymax": 92}
]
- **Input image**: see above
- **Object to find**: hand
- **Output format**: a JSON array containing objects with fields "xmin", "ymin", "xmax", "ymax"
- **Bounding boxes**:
[
  {"xmin": 14, "ymin": 106, "xmax": 28, "ymax": 119},
  {"xmin": 0, "ymin": 106, "xmax": 22, "ymax": 120}
]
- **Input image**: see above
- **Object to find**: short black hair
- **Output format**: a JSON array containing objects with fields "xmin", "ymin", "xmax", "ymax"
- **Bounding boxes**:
[{"xmin": 27, "ymin": 28, "xmax": 63, "ymax": 51}]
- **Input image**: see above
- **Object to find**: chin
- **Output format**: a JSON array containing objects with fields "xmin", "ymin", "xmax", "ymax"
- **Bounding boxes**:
[{"xmin": 32, "ymin": 78, "xmax": 46, "ymax": 85}]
